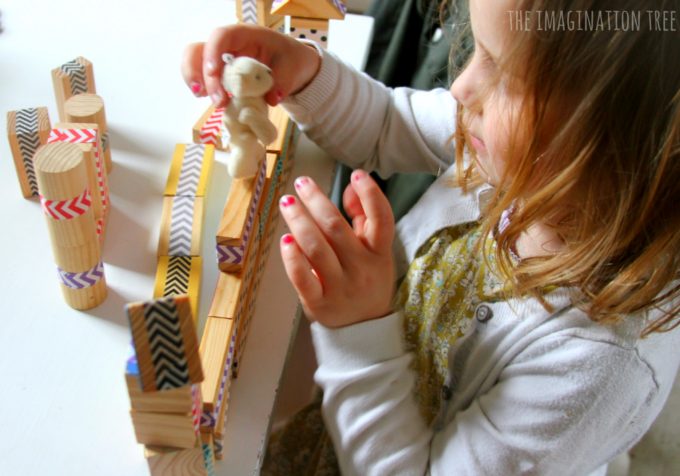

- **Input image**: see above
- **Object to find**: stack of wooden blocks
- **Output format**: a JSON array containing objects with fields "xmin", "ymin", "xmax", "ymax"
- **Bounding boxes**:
[{"xmin": 6, "ymin": 56, "xmax": 113, "ymax": 310}]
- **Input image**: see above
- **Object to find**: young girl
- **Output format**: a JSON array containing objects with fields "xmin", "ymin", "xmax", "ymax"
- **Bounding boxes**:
[{"xmin": 182, "ymin": 0, "xmax": 680, "ymax": 473}]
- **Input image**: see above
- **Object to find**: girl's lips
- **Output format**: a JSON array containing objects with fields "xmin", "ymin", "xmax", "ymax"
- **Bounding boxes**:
[{"xmin": 469, "ymin": 134, "xmax": 486, "ymax": 153}]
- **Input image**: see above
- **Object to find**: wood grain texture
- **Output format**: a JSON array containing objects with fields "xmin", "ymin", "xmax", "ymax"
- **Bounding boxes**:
[
  {"xmin": 126, "ymin": 374, "xmax": 196, "ymax": 414},
  {"xmin": 164, "ymin": 144, "xmax": 215, "ymax": 197},
  {"xmin": 145, "ymin": 444, "xmax": 208, "ymax": 476},
  {"xmin": 6, "ymin": 107, "xmax": 51, "ymax": 198},
  {"xmin": 266, "ymin": 105, "xmax": 289, "ymax": 154},
  {"xmin": 199, "ymin": 317, "xmax": 234, "ymax": 413},
  {"xmin": 131, "ymin": 410, "xmax": 199, "ymax": 449},
  {"xmin": 64, "ymin": 93, "xmax": 111, "ymax": 172}
]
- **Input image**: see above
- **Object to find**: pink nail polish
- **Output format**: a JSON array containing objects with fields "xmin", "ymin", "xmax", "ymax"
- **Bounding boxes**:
[
  {"xmin": 352, "ymin": 171, "xmax": 365, "ymax": 182},
  {"xmin": 275, "ymin": 89, "xmax": 284, "ymax": 102},
  {"xmin": 282, "ymin": 234, "xmax": 294, "ymax": 245},
  {"xmin": 190, "ymin": 82, "xmax": 202, "ymax": 94},
  {"xmin": 294, "ymin": 177, "xmax": 309, "ymax": 189},
  {"xmin": 280, "ymin": 195, "xmax": 295, "ymax": 207}
]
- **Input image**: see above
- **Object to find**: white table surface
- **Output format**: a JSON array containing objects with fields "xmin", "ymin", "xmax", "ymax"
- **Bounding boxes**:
[{"xmin": 0, "ymin": 2, "xmax": 373, "ymax": 474}]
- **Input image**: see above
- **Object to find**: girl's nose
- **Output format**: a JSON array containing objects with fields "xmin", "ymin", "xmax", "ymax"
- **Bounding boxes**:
[{"xmin": 450, "ymin": 65, "xmax": 476, "ymax": 110}]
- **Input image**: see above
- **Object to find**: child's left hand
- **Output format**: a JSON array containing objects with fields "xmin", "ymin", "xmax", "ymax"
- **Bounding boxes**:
[{"xmin": 279, "ymin": 170, "xmax": 395, "ymax": 328}]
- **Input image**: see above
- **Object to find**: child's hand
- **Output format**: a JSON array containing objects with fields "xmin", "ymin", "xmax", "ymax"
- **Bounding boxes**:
[
  {"xmin": 279, "ymin": 170, "xmax": 396, "ymax": 328},
  {"xmin": 181, "ymin": 24, "xmax": 321, "ymax": 107}
]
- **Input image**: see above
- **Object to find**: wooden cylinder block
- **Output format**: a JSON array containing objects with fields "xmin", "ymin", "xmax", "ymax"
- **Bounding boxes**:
[
  {"xmin": 34, "ymin": 142, "xmax": 107, "ymax": 309},
  {"xmin": 64, "ymin": 94, "xmax": 112, "ymax": 173}
]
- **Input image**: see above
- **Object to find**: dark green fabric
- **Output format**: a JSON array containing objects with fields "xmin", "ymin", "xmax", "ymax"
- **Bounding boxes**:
[{"xmin": 331, "ymin": 0, "xmax": 470, "ymax": 221}]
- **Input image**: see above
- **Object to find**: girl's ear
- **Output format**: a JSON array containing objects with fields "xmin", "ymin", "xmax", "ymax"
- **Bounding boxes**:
[{"xmin": 222, "ymin": 53, "xmax": 235, "ymax": 65}]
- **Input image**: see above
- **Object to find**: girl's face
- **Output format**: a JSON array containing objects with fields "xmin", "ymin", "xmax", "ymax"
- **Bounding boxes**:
[{"xmin": 450, "ymin": 0, "xmax": 522, "ymax": 186}]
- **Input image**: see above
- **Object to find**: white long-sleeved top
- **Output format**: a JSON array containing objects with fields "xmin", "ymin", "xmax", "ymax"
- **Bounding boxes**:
[{"xmin": 282, "ymin": 48, "xmax": 680, "ymax": 476}]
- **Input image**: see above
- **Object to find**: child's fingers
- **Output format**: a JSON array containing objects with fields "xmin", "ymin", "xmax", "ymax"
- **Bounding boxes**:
[
  {"xmin": 349, "ymin": 170, "xmax": 395, "ymax": 253},
  {"xmin": 181, "ymin": 43, "xmax": 207, "ymax": 96},
  {"xmin": 280, "ymin": 234, "xmax": 323, "ymax": 307},
  {"xmin": 293, "ymin": 177, "xmax": 363, "ymax": 268},
  {"xmin": 279, "ymin": 194, "xmax": 343, "ymax": 286}
]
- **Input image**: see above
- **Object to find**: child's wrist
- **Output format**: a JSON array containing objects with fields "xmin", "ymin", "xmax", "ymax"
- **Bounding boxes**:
[{"xmin": 290, "ymin": 39, "xmax": 322, "ymax": 96}]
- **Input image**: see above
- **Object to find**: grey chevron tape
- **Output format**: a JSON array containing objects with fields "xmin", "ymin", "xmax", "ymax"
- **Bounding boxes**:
[
  {"xmin": 168, "ymin": 197, "xmax": 196, "ymax": 256},
  {"xmin": 176, "ymin": 144, "xmax": 205, "ymax": 196},
  {"xmin": 242, "ymin": 0, "xmax": 257, "ymax": 24},
  {"xmin": 14, "ymin": 108, "xmax": 40, "ymax": 196},
  {"xmin": 60, "ymin": 60, "xmax": 88, "ymax": 95}
]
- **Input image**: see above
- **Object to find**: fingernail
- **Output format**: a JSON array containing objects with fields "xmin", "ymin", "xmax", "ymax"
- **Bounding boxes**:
[
  {"xmin": 275, "ymin": 89, "xmax": 284, "ymax": 102},
  {"xmin": 282, "ymin": 233, "xmax": 294, "ymax": 245},
  {"xmin": 280, "ymin": 195, "xmax": 295, "ymax": 207},
  {"xmin": 206, "ymin": 60, "xmax": 217, "ymax": 74},
  {"xmin": 294, "ymin": 177, "xmax": 309, "ymax": 190},
  {"xmin": 211, "ymin": 92, "xmax": 223, "ymax": 105},
  {"xmin": 352, "ymin": 170, "xmax": 366, "ymax": 182},
  {"xmin": 190, "ymin": 82, "xmax": 202, "ymax": 95}
]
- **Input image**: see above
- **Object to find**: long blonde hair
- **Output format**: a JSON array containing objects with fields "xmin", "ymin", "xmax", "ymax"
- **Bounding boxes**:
[{"xmin": 453, "ymin": 0, "xmax": 680, "ymax": 335}]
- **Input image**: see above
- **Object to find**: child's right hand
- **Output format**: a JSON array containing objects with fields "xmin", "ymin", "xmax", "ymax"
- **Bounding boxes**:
[{"xmin": 181, "ymin": 24, "xmax": 321, "ymax": 107}]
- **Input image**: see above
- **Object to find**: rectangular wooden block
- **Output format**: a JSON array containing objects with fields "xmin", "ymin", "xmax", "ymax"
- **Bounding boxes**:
[
  {"xmin": 52, "ymin": 56, "xmax": 96, "ymax": 121},
  {"xmin": 199, "ymin": 317, "xmax": 234, "ymax": 414},
  {"xmin": 192, "ymin": 106, "xmax": 227, "ymax": 151},
  {"xmin": 7, "ymin": 107, "xmax": 51, "ymax": 198},
  {"xmin": 153, "ymin": 256, "xmax": 202, "ymax": 324},
  {"xmin": 158, "ymin": 196, "xmax": 205, "ymax": 257},
  {"xmin": 126, "ymin": 295, "xmax": 204, "ymax": 392},
  {"xmin": 145, "ymin": 444, "xmax": 209, "ymax": 476},
  {"xmin": 132, "ymin": 410, "xmax": 199, "ymax": 449},
  {"xmin": 126, "ymin": 372, "xmax": 197, "ymax": 414},
  {"xmin": 266, "ymin": 105, "xmax": 290, "ymax": 155},
  {"xmin": 215, "ymin": 156, "xmax": 267, "ymax": 272},
  {"xmin": 165, "ymin": 144, "xmax": 215, "ymax": 197}
]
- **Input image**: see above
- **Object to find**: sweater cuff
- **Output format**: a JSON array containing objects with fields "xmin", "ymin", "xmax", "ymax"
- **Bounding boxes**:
[
  {"xmin": 311, "ymin": 311, "xmax": 406, "ymax": 371},
  {"xmin": 283, "ymin": 46, "xmax": 343, "ymax": 113}
]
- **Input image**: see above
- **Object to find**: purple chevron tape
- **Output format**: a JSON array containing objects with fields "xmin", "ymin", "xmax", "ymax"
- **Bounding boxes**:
[
  {"xmin": 58, "ymin": 261, "xmax": 105, "ymax": 289},
  {"xmin": 200, "ymin": 330, "xmax": 237, "ymax": 429}
]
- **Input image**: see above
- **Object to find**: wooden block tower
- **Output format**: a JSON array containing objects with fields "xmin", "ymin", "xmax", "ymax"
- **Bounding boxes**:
[
  {"xmin": 271, "ymin": 0, "xmax": 346, "ymax": 48},
  {"xmin": 34, "ymin": 142, "xmax": 107, "ymax": 310},
  {"xmin": 64, "ymin": 93, "xmax": 113, "ymax": 173},
  {"xmin": 236, "ymin": 0, "xmax": 283, "ymax": 29}
]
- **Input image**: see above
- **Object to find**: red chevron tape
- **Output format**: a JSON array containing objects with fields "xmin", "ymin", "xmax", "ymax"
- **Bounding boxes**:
[{"xmin": 40, "ymin": 188, "xmax": 92, "ymax": 220}]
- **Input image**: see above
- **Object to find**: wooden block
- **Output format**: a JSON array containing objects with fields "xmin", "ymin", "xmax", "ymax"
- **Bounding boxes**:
[
  {"xmin": 126, "ymin": 373, "xmax": 197, "ymax": 414},
  {"xmin": 200, "ymin": 433, "xmax": 216, "ymax": 475},
  {"xmin": 132, "ymin": 410, "xmax": 199, "ymax": 449},
  {"xmin": 199, "ymin": 317, "xmax": 234, "ymax": 415},
  {"xmin": 126, "ymin": 295, "xmax": 204, "ymax": 392},
  {"xmin": 153, "ymin": 256, "xmax": 202, "ymax": 326},
  {"xmin": 271, "ymin": 0, "xmax": 346, "ymax": 20},
  {"xmin": 145, "ymin": 445, "xmax": 208, "ymax": 476},
  {"xmin": 51, "ymin": 122, "xmax": 109, "ymax": 236},
  {"xmin": 289, "ymin": 17, "xmax": 330, "ymax": 48},
  {"xmin": 207, "ymin": 271, "xmax": 242, "ymax": 320},
  {"xmin": 6, "ymin": 107, "xmax": 51, "ymax": 198},
  {"xmin": 266, "ymin": 105, "xmax": 290, "ymax": 154},
  {"xmin": 64, "ymin": 93, "xmax": 112, "ymax": 173},
  {"xmin": 215, "ymin": 157, "xmax": 267, "ymax": 272},
  {"xmin": 237, "ymin": 0, "xmax": 281, "ymax": 26},
  {"xmin": 34, "ymin": 142, "xmax": 107, "ymax": 310},
  {"xmin": 165, "ymin": 144, "xmax": 215, "ymax": 197},
  {"xmin": 192, "ymin": 106, "xmax": 227, "ymax": 151},
  {"xmin": 158, "ymin": 196, "xmax": 205, "ymax": 257},
  {"xmin": 52, "ymin": 57, "xmax": 96, "ymax": 121}
]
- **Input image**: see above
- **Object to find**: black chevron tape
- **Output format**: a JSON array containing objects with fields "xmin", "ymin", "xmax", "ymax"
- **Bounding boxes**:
[
  {"xmin": 168, "ymin": 197, "xmax": 195, "ymax": 256},
  {"xmin": 14, "ymin": 108, "xmax": 40, "ymax": 195},
  {"xmin": 60, "ymin": 60, "xmax": 88, "ymax": 95},
  {"xmin": 143, "ymin": 297, "xmax": 190, "ymax": 390},
  {"xmin": 163, "ymin": 256, "xmax": 191, "ymax": 296}
]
